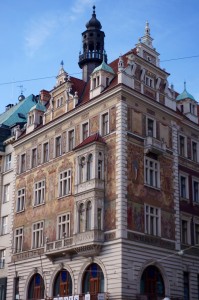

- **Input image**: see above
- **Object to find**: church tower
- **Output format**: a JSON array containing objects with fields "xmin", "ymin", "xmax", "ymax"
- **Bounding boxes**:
[{"xmin": 78, "ymin": 6, "xmax": 107, "ymax": 82}]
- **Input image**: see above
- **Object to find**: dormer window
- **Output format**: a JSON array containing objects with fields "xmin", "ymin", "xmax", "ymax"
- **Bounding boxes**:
[
  {"xmin": 106, "ymin": 77, "xmax": 109, "ymax": 86},
  {"xmin": 145, "ymin": 76, "xmax": 154, "ymax": 88},
  {"xmin": 190, "ymin": 103, "xmax": 195, "ymax": 115},
  {"xmin": 93, "ymin": 78, "xmax": 96, "ymax": 89},
  {"xmin": 57, "ymin": 97, "xmax": 63, "ymax": 108},
  {"xmin": 180, "ymin": 105, "xmax": 184, "ymax": 113}
]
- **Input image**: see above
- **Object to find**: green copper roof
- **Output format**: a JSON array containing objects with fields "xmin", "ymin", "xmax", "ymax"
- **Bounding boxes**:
[
  {"xmin": 92, "ymin": 60, "xmax": 115, "ymax": 75},
  {"xmin": 176, "ymin": 82, "xmax": 195, "ymax": 101},
  {"xmin": 30, "ymin": 102, "xmax": 46, "ymax": 112},
  {"xmin": 0, "ymin": 94, "xmax": 37, "ymax": 127}
]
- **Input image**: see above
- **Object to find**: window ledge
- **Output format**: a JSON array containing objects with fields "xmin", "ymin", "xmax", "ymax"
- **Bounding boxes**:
[
  {"xmin": 57, "ymin": 194, "xmax": 71, "ymax": 200},
  {"xmin": 180, "ymin": 197, "xmax": 189, "ymax": 202},
  {"xmin": 16, "ymin": 209, "xmax": 25, "ymax": 214},
  {"xmin": 33, "ymin": 202, "xmax": 45, "ymax": 208},
  {"xmin": 144, "ymin": 184, "xmax": 160, "ymax": 191}
]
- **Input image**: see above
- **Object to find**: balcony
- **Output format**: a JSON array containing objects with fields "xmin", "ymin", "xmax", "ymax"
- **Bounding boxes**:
[
  {"xmin": 45, "ymin": 230, "xmax": 104, "ymax": 259},
  {"xmin": 75, "ymin": 178, "xmax": 104, "ymax": 195},
  {"xmin": 144, "ymin": 136, "xmax": 166, "ymax": 155}
]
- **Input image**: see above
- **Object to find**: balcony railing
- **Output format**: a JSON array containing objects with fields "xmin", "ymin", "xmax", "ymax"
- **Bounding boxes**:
[
  {"xmin": 45, "ymin": 230, "xmax": 104, "ymax": 258},
  {"xmin": 144, "ymin": 136, "xmax": 166, "ymax": 155},
  {"xmin": 75, "ymin": 178, "xmax": 104, "ymax": 195}
]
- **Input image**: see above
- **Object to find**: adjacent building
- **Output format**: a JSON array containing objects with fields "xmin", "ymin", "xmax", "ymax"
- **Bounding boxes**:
[{"xmin": 2, "ymin": 6, "xmax": 199, "ymax": 300}]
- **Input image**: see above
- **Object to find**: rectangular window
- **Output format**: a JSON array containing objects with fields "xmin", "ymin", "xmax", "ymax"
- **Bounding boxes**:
[
  {"xmin": 145, "ymin": 205, "xmax": 160, "ymax": 236},
  {"xmin": 14, "ymin": 227, "xmax": 23, "ymax": 252},
  {"xmin": 193, "ymin": 180, "xmax": 199, "ymax": 203},
  {"xmin": 192, "ymin": 141, "xmax": 198, "ymax": 162},
  {"xmin": 16, "ymin": 188, "xmax": 25, "ymax": 212},
  {"xmin": 68, "ymin": 130, "xmax": 74, "ymax": 151},
  {"xmin": 145, "ymin": 76, "xmax": 154, "ymax": 88},
  {"xmin": 98, "ymin": 208, "xmax": 102, "ymax": 230},
  {"xmin": 181, "ymin": 219, "xmax": 191, "ymax": 244},
  {"xmin": 179, "ymin": 135, "xmax": 186, "ymax": 157},
  {"xmin": 20, "ymin": 153, "xmax": 26, "ymax": 173},
  {"xmin": 34, "ymin": 180, "xmax": 45, "ymax": 206},
  {"xmin": 3, "ymin": 184, "xmax": 10, "ymax": 203},
  {"xmin": 101, "ymin": 112, "xmax": 109, "ymax": 136},
  {"xmin": 55, "ymin": 136, "xmax": 62, "ymax": 157},
  {"xmin": 32, "ymin": 221, "xmax": 44, "ymax": 249},
  {"xmin": 57, "ymin": 213, "xmax": 70, "ymax": 240},
  {"xmin": 146, "ymin": 118, "xmax": 155, "ymax": 137},
  {"xmin": 82, "ymin": 122, "xmax": 89, "ymax": 141},
  {"xmin": 31, "ymin": 148, "xmax": 37, "ymax": 168},
  {"xmin": 0, "ymin": 250, "xmax": 5, "ymax": 269},
  {"xmin": 4, "ymin": 153, "xmax": 12, "ymax": 171},
  {"xmin": 1, "ymin": 216, "xmax": 8, "ymax": 235},
  {"xmin": 180, "ymin": 174, "xmax": 189, "ymax": 199},
  {"xmin": 144, "ymin": 157, "xmax": 160, "ymax": 188},
  {"xmin": 195, "ymin": 223, "xmax": 199, "ymax": 245},
  {"xmin": 43, "ymin": 142, "xmax": 49, "ymax": 163},
  {"xmin": 183, "ymin": 272, "xmax": 189, "ymax": 300},
  {"xmin": 59, "ymin": 170, "xmax": 71, "ymax": 197}
]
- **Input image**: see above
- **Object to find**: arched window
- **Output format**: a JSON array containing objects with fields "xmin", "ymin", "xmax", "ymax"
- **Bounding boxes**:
[
  {"xmin": 98, "ymin": 152, "xmax": 103, "ymax": 180},
  {"xmin": 79, "ymin": 203, "xmax": 84, "ymax": 233},
  {"xmin": 87, "ymin": 154, "xmax": 93, "ymax": 181},
  {"xmin": 53, "ymin": 269, "xmax": 72, "ymax": 297},
  {"xmin": 140, "ymin": 266, "xmax": 165, "ymax": 299},
  {"xmin": 28, "ymin": 273, "xmax": 44, "ymax": 300},
  {"xmin": 82, "ymin": 263, "xmax": 104, "ymax": 296},
  {"xmin": 86, "ymin": 201, "xmax": 92, "ymax": 230},
  {"xmin": 80, "ymin": 157, "xmax": 86, "ymax": 183}
]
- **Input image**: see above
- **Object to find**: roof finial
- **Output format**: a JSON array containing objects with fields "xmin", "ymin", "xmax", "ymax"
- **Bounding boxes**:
[
  {"xmin": 184, "ymin": 81, "xmax": 186, "ymax": 91},
  {"xmin": 60, "ymin": 60, "xmax": 64, "ymax": 68},
  {"xmin": 145, "ymin": 21, "xmax": 150, "ymax": 36},
  {"xmin": 93, "ymin": 5, "xmax": 96, "ymax": 16}
]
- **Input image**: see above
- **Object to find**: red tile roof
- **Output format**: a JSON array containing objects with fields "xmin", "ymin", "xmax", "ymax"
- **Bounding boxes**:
[{"xmin": 74, "ymin": 132, "xmax": 106, "ymax": 150}]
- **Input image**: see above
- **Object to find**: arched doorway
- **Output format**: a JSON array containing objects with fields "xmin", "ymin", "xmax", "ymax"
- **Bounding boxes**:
[
  {"xmin": 82, "ymin": 263, "xmax": 104, "ymax": 299},
  {"xmin": 28, "ymin": 273, "xmax": 44, "ymax": 300},
  {"xmin": 140, "ymin": 266, "xmax": 165, "ymax": 300},
  {"xmin": 53, "ymin": 269, "xmax": 72, "ymax": 297}
]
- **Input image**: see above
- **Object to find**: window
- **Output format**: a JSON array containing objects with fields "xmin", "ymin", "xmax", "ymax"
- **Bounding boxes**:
[
  {"xmin": 28, "ymin": 273, "xmax": 44, "ymax": 300},
  {"xmin": 32, "ymin": 221, "xmax": 44, "ymax": 248},
  {"xmin": 3, "ymin": 184, "xmax": 10, "ymax": 203},
  {"xmin": 192, "ymin": 141, "xmax": 198, "ymax": 162},
  {"xmin": 0, "ymin": 250, "xmax": 5, "ymax": 269},
  {"xmin": 20, "ymin": 153, "xmax": 26, "ymax": 173},
  {"xmin": 31, "ymin": 148, "xmax": 37, "ymax": 168},
  {"xmin": 181, "ymin": 219, "xmax": 191, "ymax": 244},
  {"xmin": 98, "ymin": 152, "xmax": 103, "ymax": 180},
  {"xmin": 98, "ymin": 208, "xmax": 102, "ymax": 230},
  {"xmin": 82, "ymin": 122, "xmax": 89, "ymax": 141},
  {"xmin": 79, "ymin": 157, "xmax": 86, "ymax": 183},
  {"xmin": 34, "ymin": 180, "xmax": 45, "ymax": 206},
  {"xmin": 55, "ymin": 136, "xmax": 62, "ymax": 157},
  {"xmin": 59, "ymin": 170, "xmax": 71, "ymax": 197},
  {"xmin": 57, "ymin": 213, "xmax": 70, "ymax": 240},
  {"xmin": 179, "ymin": 135, "xmax": 187, "ymax": 157},
  {"xmin": 57, "ymin": 97, "xmax": 63, "ymax": 108},
  {"xmin": 144, "ymin": 157, "xmax": 160, "ymax": 188},
  {"xmin": 101, "ymin": 112, "xmax": 109, "ymax": 136},
  {"xmin": 14, "ymin": 277, "xmax": 20, "ymax": 300},
  {"xmin": 79, "ymin": 203, "xmax": 84, "ymax": 233},
  {"xmin": 16, "ymin": 188, "xmax": 25, "ymax": 212},
  {"xmin": 1, "ymin": 216, "xmax": 8, "ymax": 235},
  {"xmin": 193, "ymin": 179, "xmax": 199, "ymax": 203},
  {"xmin": 87, "ymin": 154, "xmax": 93, "ymax": 180},
  {"xmin": 86, "ymin": 201, "xmax": 92, "ymax": 230},
  {"xmin": 82, "ymin": 263, "xmax": 104, "ymax": 295},
  {"xmin": 53, "ymin": 270, "xmax": 72, "ymax": 297},
  {"xmin": 145, "ymin": 75, "xmax": 154, "ymax": 88},
  {"xmin": 195, "ymin": 223, "xmax": 199, "ymax": 245},
  {"xmin": 14, "ymin": 227, "xmax": 23, "ymax": 252},
  {"xmin": 145, "ymin": 205, "xmax": 160, "ymax": 236},
  {"xmin": 146, "ymin": 117, "xmax": 156, "ymax": 137},
  {"xmin": 180, "ymin": 174, "xmax": 189, "ymax": 199},
  {"xmin": 183, "ymin": 272, "xmax": 190, "ymax": 300},
  {"xmin": 4, "ymin": 153, "xmax": 12, "ymax": 171},
  {"xmin": 68, "ymin": 129, "xmax": 74, "ymax": 151},
  {"xmin": 43, "ymin": 142, "xmax": 49, "ymax": 163}
]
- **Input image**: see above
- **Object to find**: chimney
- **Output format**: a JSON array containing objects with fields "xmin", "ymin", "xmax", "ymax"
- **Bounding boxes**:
[{"xmin": 40, "ymin": 90, "xmax": 51, "ymax": 105}]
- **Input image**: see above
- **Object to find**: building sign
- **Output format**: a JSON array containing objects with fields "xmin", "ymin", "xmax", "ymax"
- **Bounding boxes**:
[
  {"xmin": 85, "ymin": 294, "xmax": 90, "ymax": 300},
  {"xmin": 98, "ymin": 294, "xmax": 105, "ymax": 300}
]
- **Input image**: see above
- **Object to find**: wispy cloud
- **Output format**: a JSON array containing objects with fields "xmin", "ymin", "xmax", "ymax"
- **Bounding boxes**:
[
  {"xmin": 70, "ymin": 0, "xmax": 96, "ymax": 20},
  {"xmin": 24, "ymin": 16, "xmax": 57, "ymax": 58}
]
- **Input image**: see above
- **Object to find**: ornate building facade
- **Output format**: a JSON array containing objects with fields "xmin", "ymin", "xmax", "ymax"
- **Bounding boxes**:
[{"xmin": 2, "ymin": 6, "xmax": 199, "ymax": 300}]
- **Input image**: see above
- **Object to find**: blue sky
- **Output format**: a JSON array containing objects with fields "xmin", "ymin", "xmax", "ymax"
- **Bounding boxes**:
[{"xmin": 0, "ymin": 0, "xmax": 199, "ymax": 114}]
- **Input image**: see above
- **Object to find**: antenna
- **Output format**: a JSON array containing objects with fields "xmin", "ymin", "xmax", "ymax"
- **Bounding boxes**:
[{"xmin": 17, "ymin": 85, "xmax": 26, "ymax": 95}]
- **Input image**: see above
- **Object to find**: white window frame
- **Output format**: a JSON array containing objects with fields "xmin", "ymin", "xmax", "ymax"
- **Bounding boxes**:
[
  {"xmin": 179, "ymin": 173, "xmax": 189, "ymax": 200},
  {"xmin": 34, "ymin": 180, "xmax": 45, "ymax": 206},
  {"xmin": 20, "ymin": 153, "xmax": 26, "ymax": 173},
  {"xmin": 144, "ymin": 156, "xmax": 160, "ymax": 188},
  {"xmin": 16, "ymin": 188, "xmax": 25, "ymax": 212},
  {"xmin": 55, "ymin": 135, "xmax": 62, "ymax": 157},
  {"xmin": 4, "ymin": 153, "xmax": 12, "ymax": 172},
  {"xmin": 3, "ymin": 184, "xmax": 10, "ymax": 203},
  {"xmin": 0, "ymin": 250, "xmax": 5, "ymax": 269},
  {"xmin": 178, "ymin": 134, "xmax": 187, "ymax": 157},
  {"xmin": 31, "ymin": 147, "xmax": 37, "ymax": 168},
  {"xmin": 58, "ymin": 169, "xmax": 71, "ymax": 197},
  {"xmin": 191, "ymin": 140, "xmax": 199, "ymax": 163},
  {"xmin": 57, "ymin": 213, "xmax": 70, "ymax": 240},
  {"xmin": 146, "ymin": 116, "xmax": 156, "ymax": 137},
  {"xmin": 192, "ymin": 178, "xmax": 199, "ymax": 204},
  {"xmin": 193, "ymin": 218, "xmax": 199, "ymax": 245},
  {"xmin": 14, "ymin": 227, "xmax": 23, "ymax": 253},
  {"xmin": 67, "ymin": 128, "xmax": 75, "ymax": 152},
  {"xmin": 145, "ymin": 75, "xmax": 154, "ymax": 88},
  {"xmin": 1, "ymin": 216, "xmax": 8, "ymax": 235},
  {"xmin": 42, "ymin": 141, "xmax": 49, "ymax": 163},
  {"xmin": 144, "ymin": 204, "xmax": 161, "ymax": 236},
  {"xmin": 100, "ymin": 111, "xmax": 109, "ymax": 136},
  {"xmin": 181, "ymin": 215, "xmax": 191, "ymax": 245},
  {"xmin": 81, "ymin": 121, "xmax": 89, "ymax": 142},
  {"xmin": 32, "ymin": 221, "xmax": 44, "ymax": 249}
]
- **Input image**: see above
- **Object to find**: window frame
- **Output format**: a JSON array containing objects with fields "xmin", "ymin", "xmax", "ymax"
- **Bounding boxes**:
[
  {"xmin": 57, "ymin": 213, "xmax": 70, "ymax": 240},
  {"xmin": 191, "ymin": 140, "xmax": 199, "ymax": 163},
  {"xmin": 16, "ymin": 188, "xmax": 25, "ymax": 212},
  {"xmin": 20, "ymin": 153, "xmax": 26, "ymax": 173},
  {"xmin": 181, "ymin": 216, "xmax": 191, "ymax": 245},
  {"xmin": 3, "ymin": 183, "xmax": 10, "ymax": 203},
  {"xmin": 42, "ymin": 141, "xmax": 49, "ymax": 163},
  {"xmin": 67, "ymin": 129, "xmax": 75, "ymax": 152},
  {"xmin": 144, "ymin": 204, "xmax": 161, "ymax": 236},
  {"xmin": 58, "ymin": 169, "xmax": 71, "ymax": 198},
  {"xmin": 81, "ymin": 121, "xmax": 89, "ymax": 142},
  {"xmin": 4, "ymin": 153, "xmax": 12, "ymax": 172},
  {"xmin": 34, "ymin": 180, "xmax": 45, "ymax": 206},
  {"xmin": 0, "ymin": 249, "xmax": 5, "ymax": 269},
  {"xmin": 146, "ymin": 117, "xmax": 156, "ymax": 138},
  {"xmin": 1, "ymin": 216, "xmax": 8, "ymax": 235},
  {"xmin": 144, "ymin": 156, "xmax": 160, "ymax": 189},
  {"xmin": 179, "ymin": 173, "xmax": 189, "ymax": 200},
  {"xmin": 14, "ymin": 227, "xmax": 23, "ymax": 253},
  {"xmin": 178, "ymin": 134, "xmax": 187, "ymax": 157},
  {"xmin": 192, "ymin": 178, "xmax": 199, "ymax": 204},
  {"xmin": 194, "ymin": 219, "xmax": 199, "ymax": 245},
  {"xmin": 100, "ymin": 111, "xmax": 109, "ymax": 136},
  {"xmin": 145, "ymin": 75, "xmax": 154, "ymax": 88},
  {"xmin": 32, "ymin": 221, "xmax": 44, "ymax": 249},
  {"xmin": 55, "ymin": 135, "xmax": 62, "ymax": 157},
  {"xmin": 31, "ymin": 147, "xmax": 37, "ymax": 168}
]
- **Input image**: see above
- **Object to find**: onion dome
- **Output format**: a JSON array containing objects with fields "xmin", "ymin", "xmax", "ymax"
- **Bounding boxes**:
[
  {"xmin": 176, "ymin": 82, "xmax": 195, "ymax": 101},
  {"xmin": 86, "ymin": 5, "xmax": 102, "ymax": 29}
]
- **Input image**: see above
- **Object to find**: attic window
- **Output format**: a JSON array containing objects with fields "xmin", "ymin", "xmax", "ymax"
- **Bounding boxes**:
[
  {"xmin": 190, "ymin": 103, "xmax": 195, "ymax": 115},
  {"xmin": 180, "ymin": 105, "xmax": 184, "ymax": 113},
  {"xmin": 145, "ymin": 76, "xmax": 154, "ymax": 88}
]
